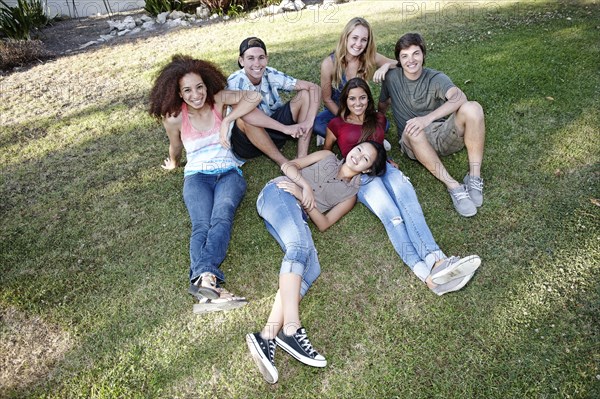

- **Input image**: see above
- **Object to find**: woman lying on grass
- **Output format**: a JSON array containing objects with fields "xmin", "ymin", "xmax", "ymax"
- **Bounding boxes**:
[
  {"xmin": 325, "ymin": 77, "xmax": 481, "ymax": 295},
  {"xmin": 246, "ymin": 140, "xmax": 387, "ymax": 384},
  {"xmin": 149, "ymin": 54, "xmax": 260, "ymax": 314}
]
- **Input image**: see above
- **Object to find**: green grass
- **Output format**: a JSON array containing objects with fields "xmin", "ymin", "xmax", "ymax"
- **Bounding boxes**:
[{"xmin": 1, "ymin": 0, "xmax": 599, "ymax": 398}]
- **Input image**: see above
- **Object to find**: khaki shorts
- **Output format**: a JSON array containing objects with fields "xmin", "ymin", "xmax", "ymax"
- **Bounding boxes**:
[{"xmin": 400, "ymin": 113, "xmax": 464, "ymax": 159}]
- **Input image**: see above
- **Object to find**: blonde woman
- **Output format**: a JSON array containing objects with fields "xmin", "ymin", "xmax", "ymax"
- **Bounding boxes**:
[{"xmin": 314, "ymin": 17, "xmax": 396, "ymax": 140}]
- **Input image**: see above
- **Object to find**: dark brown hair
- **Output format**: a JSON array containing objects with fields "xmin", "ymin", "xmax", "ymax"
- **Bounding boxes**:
[
  {"xmin": 394, "ymin": 32, "xmax": 427, "ymax": 66},
  {"xmin": 338, "ymin": 77, "xmax": 377, "ymax": 143},
  {"xmin": 149, "ymin": 54, "xmax": 227, "ymax": 119}
]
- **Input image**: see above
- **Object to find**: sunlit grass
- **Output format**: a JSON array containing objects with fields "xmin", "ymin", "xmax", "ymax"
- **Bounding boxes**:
[{"xmin": 1, "ymin": 0, "xmax": 599, "ymax": 398}]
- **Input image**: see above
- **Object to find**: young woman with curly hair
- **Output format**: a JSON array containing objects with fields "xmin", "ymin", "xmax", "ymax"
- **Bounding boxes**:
[{"xmin": 149, "ymin": 54, "xmax": 261, "ymax": 314}]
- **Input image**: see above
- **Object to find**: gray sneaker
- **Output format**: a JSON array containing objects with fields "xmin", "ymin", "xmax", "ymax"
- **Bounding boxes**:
[
  {"xmin": 448, "ymin": 185, "xmax": 477, "ymax": 217},
  {"xmin": 431, "ymin": 273, "xmax": 475, "ymax": 296},
  {"xmin": 430, "ymin": 255, "xmax": 481, "ymax": 285},
  {"xmin": 463, "ymin": 174, "xmax": 484, "ymax": 207},
  {"xmin": 192, "ymin": 287, "xmax": 247, "ymax": 314},
  {"xmin": 189, "ymin": 272, "xmax": 219, "ymax": 300}
]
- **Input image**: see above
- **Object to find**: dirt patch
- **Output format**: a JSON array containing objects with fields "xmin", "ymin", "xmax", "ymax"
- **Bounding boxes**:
[
  {"xmin": 38, "ymin": 10, "xmax": 174, "ymax": 56},
  {"xmin": 0, "ymin": 306, "xmax": 73, "ymax": 396}
]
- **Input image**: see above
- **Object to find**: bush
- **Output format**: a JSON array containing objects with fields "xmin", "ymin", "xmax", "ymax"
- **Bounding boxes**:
[
  {"xmin": 199, "ymin": 1, "xmax": 278, "ymax": 14},
  {"xmin": 0, "ymin": 39, "xmax": 51, "ymax": 70},
  {"xmin": 144, "ymin": 0, "xmax": 184, "ymax": 16},
  {"xmin": 0, "ymin": 0, "xmax": 50, "ymax": 40}
]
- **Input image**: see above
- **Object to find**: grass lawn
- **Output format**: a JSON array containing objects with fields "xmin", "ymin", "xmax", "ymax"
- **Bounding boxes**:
[{"xmin": 1, "ymin": 0, "xmax": 599, "ymax": 397}]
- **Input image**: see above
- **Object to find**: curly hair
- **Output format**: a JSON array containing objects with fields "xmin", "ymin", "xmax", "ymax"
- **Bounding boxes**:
[
  {"xmin": 149, "ymin": 54, "xmax": 227, "ymax": 119},
  {"xmin": 337, "ymin": 77, "xmax": 378, "ymax": 144},
  {"xmin": 332, "ymin": 17, "xmax": 377, "ymax": 90}
]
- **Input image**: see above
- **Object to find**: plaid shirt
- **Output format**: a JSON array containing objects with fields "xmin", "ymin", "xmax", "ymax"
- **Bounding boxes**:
[{"xmin": 227, "ymin": 67, "xmax": 297, "ymax": 116}]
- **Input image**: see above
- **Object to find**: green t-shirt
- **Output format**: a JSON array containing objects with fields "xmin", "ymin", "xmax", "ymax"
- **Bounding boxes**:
[{"xmin": 379, "ymin": 67, "xmax": 455, "ymax": 136}]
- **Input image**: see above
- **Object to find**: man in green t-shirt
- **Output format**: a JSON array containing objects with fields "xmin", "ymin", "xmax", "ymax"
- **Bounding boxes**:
[{"xmin": 379, "ymin": 33, "xmax": 486, "ymax": 217}]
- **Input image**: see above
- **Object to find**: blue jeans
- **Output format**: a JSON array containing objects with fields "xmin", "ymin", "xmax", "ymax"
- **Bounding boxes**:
[
  {"xmin": 313, "ymin": 108, "xmax": 335, "ymax": 138},
  {"xmin": 257, "ymin": 182, "xmax": 321, "ymax": 297},
  {"xmin": 183, "ymin": 169, "xmax": 246, "ymax": 283},
  {"xmin": 358, "ymin": 164, "xmax": 446, "ymax": 281}
]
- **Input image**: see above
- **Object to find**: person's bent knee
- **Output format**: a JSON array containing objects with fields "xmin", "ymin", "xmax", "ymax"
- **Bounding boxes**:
[{"xmin": 459, "ymin": 101, "xmax": 484, "ymax": 121}]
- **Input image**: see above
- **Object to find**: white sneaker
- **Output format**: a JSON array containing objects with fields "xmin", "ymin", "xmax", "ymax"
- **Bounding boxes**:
[
  {"xmin": 316, "ymin": 135, "xmax": 325, "ymax": 147},
  {"xmin": 383, "ymin": 139, "xmax": 391, "ymax": 151}
]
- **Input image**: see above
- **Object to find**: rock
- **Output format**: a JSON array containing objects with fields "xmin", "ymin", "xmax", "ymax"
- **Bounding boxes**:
[
  {"xmin": 210, "ymin": 13, "xmax": 219, "ymax": 19},
  {"xmin": 280, "ymin": 0, "xmax": 296, "ymax": 11},
  {"xmin": 140, "ymin": 15, "xmax": 153, "ymax": 22},
  {"xmin": 166, "ymin": 18, "xmax": 182, "ymax": 27},
  {"xmin": 223, "ymin": 15, "xmax": 230, "ymax": 20},
  {"xmin": 196, "ymin": 5, "xmax": 210, "ymax": 19},
  {"xmin": 157, "ymin": 12, "xmax": 169, "ymax": 24},
  {"xmin": 117, "ymin": 29, "xmax": 131, "ymax": 36},
  {"xmin": 294, "ymin": 0, "xmax": 305, "ymax": 10},
  {"xmin": 79, "ymin": 41, "xmax": 97, "ymax": 49},
  {"xmin": 142, "ymin": 20, "xmax": 155, "ymax": 29},
  {"xmin": 123, "ymin": 16, "xmax": 136, "ymax": 29},
  {"xmin": 99, "ymin": 34, "xmax": 114, "ymax": 41},
  {"xmin": 181, "ymin": 20, "xmax": 190, "ymax": 27},
  {"xmin": 107, "ymin": 20, "xmax": 120, "ymax": 30},
  {"xmin": 169, "ymin": 10, "xmax": 186, "ymax": 20},
  {"xmin": 134, "ymin": 17, "xmax": 143, "ymax": 26},
  {"xmin": 128, "ymin": 27, "xmax": 142, "ymax": 35}
]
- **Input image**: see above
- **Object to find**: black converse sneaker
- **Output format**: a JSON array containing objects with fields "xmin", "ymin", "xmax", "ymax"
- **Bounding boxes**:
[
  {"xmin": 275, "ymin": 327, "xmax": 327, "ymax": 368},
  {"xmin": 246, "ymin": 332, "xmax": 278, "ymax": 384}
]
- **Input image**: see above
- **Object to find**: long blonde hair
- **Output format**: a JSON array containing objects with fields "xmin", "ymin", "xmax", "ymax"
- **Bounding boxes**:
[{"xmin": 332, "ymin": 17, "xmax": 377, "ymax": 90}]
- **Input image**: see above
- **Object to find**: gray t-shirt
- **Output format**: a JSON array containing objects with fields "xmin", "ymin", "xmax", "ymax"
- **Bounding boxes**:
[
  {"xmin": 380, "ymin": 67, "xmax": 455, "ymax": 136},
  {"xmin": 273, "ymin": 154, "xmax": 360, "ymax": 213}
]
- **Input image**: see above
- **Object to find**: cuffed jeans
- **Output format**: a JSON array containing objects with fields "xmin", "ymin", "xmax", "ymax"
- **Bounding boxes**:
[
  {"xmin": 358, "ymin": 164, "xmax": 445, "ymax": 281},
  {"xmin": 183, "ymin": 169, "xmax": 246, "ymax": 283},
  {"xmin": 257, "ymin": 182, "xmax": 321, "ymax": 297}
]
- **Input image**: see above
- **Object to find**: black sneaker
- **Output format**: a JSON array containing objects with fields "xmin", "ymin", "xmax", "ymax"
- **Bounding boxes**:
[
  {"xmin": 275, "ymin": 327, "xmax": 327, "ymax": 368},
  {"xmin": 246, "ymin": 332, "xmax": 278, "ymax": 384}
]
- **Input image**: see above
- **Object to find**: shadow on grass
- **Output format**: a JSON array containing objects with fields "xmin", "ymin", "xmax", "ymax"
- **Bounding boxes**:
[{"xmin": 1, "ymin": 1, "xmax": 599, "ymax": 397}]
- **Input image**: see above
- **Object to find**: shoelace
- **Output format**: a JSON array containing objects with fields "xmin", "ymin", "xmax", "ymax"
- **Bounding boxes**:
[
  {"xmin": 452, "ymin": 188, "xmax": 471, "ymax": 200},
  {"xmin": 266, "ymin": 339, "xmax": 276, "ymax": 364},
  {"xmin": 468, "ymin": 177, "xmax": 484, "ymax": 192},
  {"xmin": 295, "ymin": 329, "xmax": 318, "ymax": 357}
]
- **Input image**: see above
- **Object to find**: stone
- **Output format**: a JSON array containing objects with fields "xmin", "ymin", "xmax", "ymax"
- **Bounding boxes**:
[
  {"xmin": 117, "ymin": 29, "xmax": 131, "ymax": 36},
  {"xmin": 157, "ymin": 12, "xmax": 169, "ymax": 24},
  {"xmin": 107, "ymin": 20, "xmax": 120, "ymax": 30},
  {"xmin": 140, "ymin": 15, "xmax": 153, "ymax": 22},
  {"xmin": 79, "ymin": 41, "xmax": 97, "ymax": 49},
  {"xmin": 210, "ymin": 13, "xmax": 219, "ymax": 19},
  {"xmin": 128, "ymin": 27, "xmax": 142, "ymax": 35},
  {"xmin": 99, "ymin": 34, "xmax": 114, "ymax": 41},
  {"xmin": 169, "ymin": 10, "xmax": 186, "ymax": 20},
  {"xmin": 142, "ymin": 20, "xmax": 156, "ymax": 29},
  {"xmin": 196, "ymin": 5, "xmax": 210, "ymax": 19},
  {"xmin": 166, "ymin": 18, "xmax": 182, "ymax": 28}
]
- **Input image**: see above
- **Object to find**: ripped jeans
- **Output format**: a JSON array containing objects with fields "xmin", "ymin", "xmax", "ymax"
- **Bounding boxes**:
[
  {"xmin": 257, "ymin": 182, "xmax": 321, "ymax": 297},
  {"xmin": 358, "ymin": 163, "xmax": 446, "ymax": 281}
]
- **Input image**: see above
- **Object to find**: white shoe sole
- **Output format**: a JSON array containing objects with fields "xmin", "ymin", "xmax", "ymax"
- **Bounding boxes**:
[
  {"xmin": 434, "ymin": 273, "xmax": 475, "ymax": 296},
  {"xmin": 275, "ymin": 336, "xmax": 327, "ymax": 368},
  {"xmin": 431, "ymin": 255, "xmax": 481, "ymax": 285},
  {"xmin": 193, "ymin": 298, "xmax": 247, "ymax": 314},
  {"xmin": 246, "ymin": 334, "xmax": 278, "ymax": 384}
]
